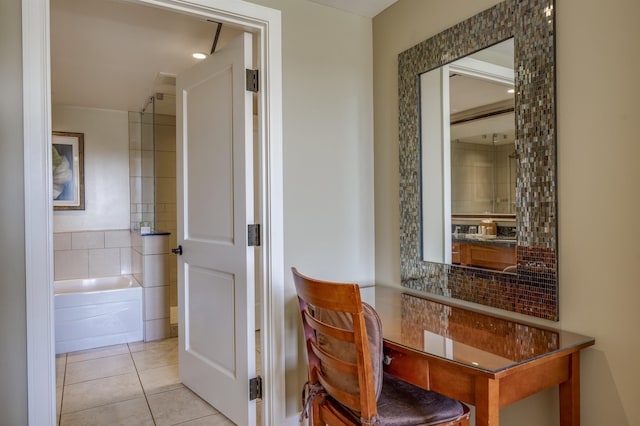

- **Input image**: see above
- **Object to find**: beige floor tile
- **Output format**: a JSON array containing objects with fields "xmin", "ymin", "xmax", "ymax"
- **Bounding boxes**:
[
  {"xmin": 147, "ymin": 386, "xmax": 218, "ymax": 426},
  {"xmin": 65, "ymin": 353, "xmax": 136, "ymax": 385},
  {"xmin": 66, "ymin": 343, "xmax": 130, "ymax": 364},
  {"xmin": 173, "ymin": 412, "xmax": 236, "ymax": 425},
  {"xmin": 138, "ymin": 363, "xmax": 181, "ymax": 395},
  {"xmin": 61, "ymin": 372, "xmax": 143, "ymax": 414},
  {"xmin": 59, "ymin": 396, "xmax": 154, "ymax": 426},
  {"xmin": 131, "ymin": 345, "xmax": 178, "ymax": 371},
  {"xmin": 56, "ymin": 386, "xmax": 63, "ymax": 422},
  {"xmin": 128, "ymin": 336, "xmax": 177, "ymax": 353},
  {"xmin": 56, "ymin": 354, "xmax": 66, "ymax": 387}
]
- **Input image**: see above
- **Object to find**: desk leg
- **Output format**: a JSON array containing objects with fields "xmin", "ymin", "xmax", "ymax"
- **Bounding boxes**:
[
  {"xmin": 475, "ymin": 376, "xmax": 500, "ymax": 426},
  {"xmin": 559, "ymin": 352, "xmax": 580, "ymax": 426}
]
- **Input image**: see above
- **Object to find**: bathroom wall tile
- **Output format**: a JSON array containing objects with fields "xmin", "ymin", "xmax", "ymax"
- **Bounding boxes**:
[
  {"xmin": 142, "ymin": 177, "xmax": 155, "ymax": 204},
  {"xmin": 89, "ymin": 248, "xmax": 121, "ymax": 277},
  {"xmin": 155, "ymin": 123, "xmax": 176, "ymax": 152},
  {"xmin": 54, "ymin": 250, "xmax": 89, "ymax": 280},
  {"xmin": 141, "ymin": 149, "xmax": 154, "ymax": 178},
  {"xmin": 144, "ymin": 285, "xmax": 169, "ymax": 321},
  {"xmin": 128, "ymin": 110, "xmax": 141, "ymax": 123},
  {"xmin": 156, "ymin": 178, "xmax": 176, "ymax": 204},
  {"xmin": 142, "ymin": 254, "xmax": 169, "ymax": 287},
  {"xmin": 155, "ymin": 151, "xmax": 176, "ymax": 178},
  {"xmin": 72, "ymin": 231, "xmax": 105, "ymax": 250},
  {"xmin": 141, "ymin": 123, "xmax": 154, "ymax": 150},
  {"xmin": 170, "ymin": 282, "xmax": 178, "ymax": 308},
  {"xmin": 129, "ymin": 150, "xmax": 142, "ymax": 177},
  {"xmin": 131, "ymin": 214, "xmax": 143, "ymax": 229},
  {"xmin": 144, "ymin": 318, "xmax": 170, "ymax": 342},
  {"xmin": 105, "ymin": 230, "xmax": 131, "ymax": 248},
  {"xmin": 154, "ymin": 114, "xmax": 176, "ymax": 127},
  {"xmin": 130, "ymin": 177, "xmax": 142, "ymax": 204},
  {"xmin": 120, "ymin": 248, "xmax": 132, "ymax": 275},
  {"xmin": 54, "ymin": 233, "xmax": 72, "ymax": 251},
  {"xmin": 131, "ymin": 231, "xmax": 142, "ymax": 251},
  {"xmin": 142, "ymin": 235, "xmax": 169, "ymax": 255}
]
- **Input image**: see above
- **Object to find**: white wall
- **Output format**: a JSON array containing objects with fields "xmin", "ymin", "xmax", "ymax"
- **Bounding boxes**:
[
  {"xmin": 247, "ymin": 0, "xmax": 375, "ymax": 420},
  {"xmin": 5, "ymin": 0, "xmax": 375, "ymax": 422},
  {"xmin": 52, "ymin": 105, "xmax": 130, "ymax": 231},
  {"xmin": 373, "ymin": 0, "xmax": 640, "ymax": 425},
  {"xmin": 0, "ymin": 0, "xmax": 28, "ymax": 423}
]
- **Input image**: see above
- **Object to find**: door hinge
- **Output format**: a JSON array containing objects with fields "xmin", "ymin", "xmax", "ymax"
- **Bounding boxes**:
[
  {"xmin": 249, "ymin": 376, "xmax": 262, "ymax": 400},
  {"xmin": 246, "ymin": 69, "xmax": 259, "ymax": 93},
  {"xmin": 248, "ymin": 224, "xmax": 261, "ymax": 247}
]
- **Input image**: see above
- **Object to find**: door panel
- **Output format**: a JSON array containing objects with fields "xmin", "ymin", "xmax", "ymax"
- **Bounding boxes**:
[
  {"xmin": 177, "ymin": 32, "xmax": 256, "ymax": 426},
  {"xmin": 185, "ymin": 67, "xmax": 234, "ymax": 242}
]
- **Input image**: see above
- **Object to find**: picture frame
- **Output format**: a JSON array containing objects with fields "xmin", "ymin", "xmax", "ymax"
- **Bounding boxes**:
[{"xmin": 52, "ymin": 131, "xmax": 85, "ymax": 210}]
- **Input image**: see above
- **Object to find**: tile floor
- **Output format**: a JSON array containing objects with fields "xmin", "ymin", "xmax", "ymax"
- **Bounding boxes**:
[{"xmin": 56, "ymin": 337, "xmax": 261, "ymax": 425}]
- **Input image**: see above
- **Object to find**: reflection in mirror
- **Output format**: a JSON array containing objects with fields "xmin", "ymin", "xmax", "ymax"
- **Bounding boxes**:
[
  {"xmin": 421, "ymin": 39, "xmax": 517, "ymax": 271},
  {"xmin": 399, "ymin": 0, "xmax": 558, "ymax": 320}
]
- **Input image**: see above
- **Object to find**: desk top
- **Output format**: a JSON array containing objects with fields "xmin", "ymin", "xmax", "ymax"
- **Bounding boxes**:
[{"xmin": 360, "ymin": 285, "xmax": 594, "ymax": 374}]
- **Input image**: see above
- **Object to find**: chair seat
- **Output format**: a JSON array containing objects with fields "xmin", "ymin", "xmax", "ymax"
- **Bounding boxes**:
[{"xmin": 372, "ymin": 373, "xmax": 465, "ymax": 425}]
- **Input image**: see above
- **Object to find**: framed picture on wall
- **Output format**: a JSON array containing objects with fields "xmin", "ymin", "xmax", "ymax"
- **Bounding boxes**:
[{"xmin": 52, "ymin": 131, "xmax": 85, "ymax": 210}]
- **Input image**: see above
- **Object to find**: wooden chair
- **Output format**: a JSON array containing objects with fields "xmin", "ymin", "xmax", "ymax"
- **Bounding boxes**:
[{"xmin": 292, "ymin": 267, "xmax": 470, "ymax": 426}]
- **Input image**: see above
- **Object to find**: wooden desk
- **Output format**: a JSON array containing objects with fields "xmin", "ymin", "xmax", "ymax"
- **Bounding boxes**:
[{"xmin": 360, "ymin": 286, "xmax": 594, "ymax": 426}]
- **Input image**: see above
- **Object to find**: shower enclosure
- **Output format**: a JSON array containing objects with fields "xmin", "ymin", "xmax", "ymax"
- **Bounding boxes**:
[{"xmin": 129, "ymin": 92, "xmax": 179, "ymax": 337}]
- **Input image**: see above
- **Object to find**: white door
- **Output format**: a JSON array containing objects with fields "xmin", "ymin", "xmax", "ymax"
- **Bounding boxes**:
[{"xmin": 176, "ymin": 32, "xmax": 256, "ymax": 426}]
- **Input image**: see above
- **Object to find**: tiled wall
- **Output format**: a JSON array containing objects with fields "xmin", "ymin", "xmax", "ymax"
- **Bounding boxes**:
[
  {"xmin": 128, "ymin": 111, "xmax": 155, "ymax": 231},
  {"xmin": 54, "ymin": 229, "xmax": 172, "ymax": 342},
  {"xmin": 153, "ymin": 114, "xmax": 178, "ymax": 318},
  {"xmin": 451, "ymin": 142, "xmax": 515, "ymax": 214},
  {"xmin": 128, "ymin": 111, "xmax": 178, "ymax": 329},
  {"xmin": 53, "ymin": 230, "xmax": 132, "ymax": 281},
  {"xmin": 131, "ymin": 232, "xmax": 171, "ymax": 341}
]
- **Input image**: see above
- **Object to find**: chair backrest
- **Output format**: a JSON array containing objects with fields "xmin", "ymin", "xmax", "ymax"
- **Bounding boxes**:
[{"xmin": 292, "ymin": 267, "xmax": 380, "ymax": 422}]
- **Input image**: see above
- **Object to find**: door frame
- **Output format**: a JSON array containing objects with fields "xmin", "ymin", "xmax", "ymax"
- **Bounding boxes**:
[{"xmin": 21, "ymin": 0, "xmax": 284, "ymax": 424}]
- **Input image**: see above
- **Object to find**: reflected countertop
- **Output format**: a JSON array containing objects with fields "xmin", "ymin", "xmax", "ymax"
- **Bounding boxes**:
[{"xmin": 452, "ymin": 234, "xmax": 516, "ymax": 247}]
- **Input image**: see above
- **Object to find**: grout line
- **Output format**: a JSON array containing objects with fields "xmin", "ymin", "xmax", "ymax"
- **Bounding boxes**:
[
  {"xmin": 129, "ymin": 343, "xmax": 158, "ymax": 426},
  {"xmin": 57, "ymin": 353, "xmax": 67, "ymax": 426}
]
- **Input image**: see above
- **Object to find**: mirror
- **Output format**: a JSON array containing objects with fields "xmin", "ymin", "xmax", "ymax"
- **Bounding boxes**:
[
  {"xmin": 421, "ymin": 39, "xmax": 517, "ymax": 270},
  {"xmin": 399, "ymin": 0, "xmax": 558, "ymax": 320}
]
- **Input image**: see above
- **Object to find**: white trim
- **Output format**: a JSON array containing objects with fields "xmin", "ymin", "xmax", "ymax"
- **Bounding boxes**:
[
  {"xmin": 22, "ymin": 0, "xmax": 56, "ymax": 424},
  {"xmin": 22, "ymin": 0, "xmax": 284, "ymax": 425},
  {"xmin": 449, "ymin": 57, "xmax": 514, "ymax": 86}
]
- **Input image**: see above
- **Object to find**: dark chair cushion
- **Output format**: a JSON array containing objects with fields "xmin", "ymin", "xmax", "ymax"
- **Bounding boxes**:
[
  {"xmin": 375, "ymin": 372, "xmax": 465, "ymax": 426},
  {"xmin": 315, "ymin": 302, "xmax": 384, "ymax": 406}
]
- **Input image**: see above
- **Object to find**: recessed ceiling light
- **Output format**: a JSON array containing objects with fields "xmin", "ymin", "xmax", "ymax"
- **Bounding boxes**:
[{"xmin": 192, "ymin": 52, "xmax": 207, "ymax": 60}]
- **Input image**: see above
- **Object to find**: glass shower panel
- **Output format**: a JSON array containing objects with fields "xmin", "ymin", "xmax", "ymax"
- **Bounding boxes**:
[{"xmin": 140, "ymin": 97, "xmax": 156, "ymax": 232}]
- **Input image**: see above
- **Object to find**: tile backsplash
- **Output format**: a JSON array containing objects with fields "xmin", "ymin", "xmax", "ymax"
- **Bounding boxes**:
[{"xmin": 54, "ymin": 230, "xmax": 132, "ymax": 281}]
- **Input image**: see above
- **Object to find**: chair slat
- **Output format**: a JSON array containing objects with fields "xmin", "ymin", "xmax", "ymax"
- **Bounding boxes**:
[
  {"xmin": 317, "ymin": 370, "xmax": 361, "ymax": 411},
  {"xmin": 304, "ymin": 309, "xmax": 354, "ymax": 343},
  {"xmin": 309, "ymin": 341, "xmax": 358, "ymax": 375}
]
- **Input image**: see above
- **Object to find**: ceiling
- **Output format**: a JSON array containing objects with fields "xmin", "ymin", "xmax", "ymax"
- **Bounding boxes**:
[
  {"xmin": 51, "ymin": 0, "xmax": 397, "ymax": 114},
  {"xmin": 51, "ymin": 0, "xmax": 242, "ymax": 112},
  {"xmin": 308, "ymin": 0, "xmax": 398, "ymax": 17}
]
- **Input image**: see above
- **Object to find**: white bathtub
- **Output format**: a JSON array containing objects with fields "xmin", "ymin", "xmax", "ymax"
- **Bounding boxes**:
[{"xmin": 55, "ymin": 275, "xmax": 143, "ymax": 354}]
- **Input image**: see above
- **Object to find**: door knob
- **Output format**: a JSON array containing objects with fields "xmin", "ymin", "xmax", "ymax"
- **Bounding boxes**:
[{"xmin": 171, "ymin": 245, "xmax": 183, "ymax": 255}]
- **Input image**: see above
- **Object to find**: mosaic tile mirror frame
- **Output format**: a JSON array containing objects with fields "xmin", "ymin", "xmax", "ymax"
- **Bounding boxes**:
[{"xmin": 399, "ymin": 0, "xmax": 558, "ymax": 320}]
